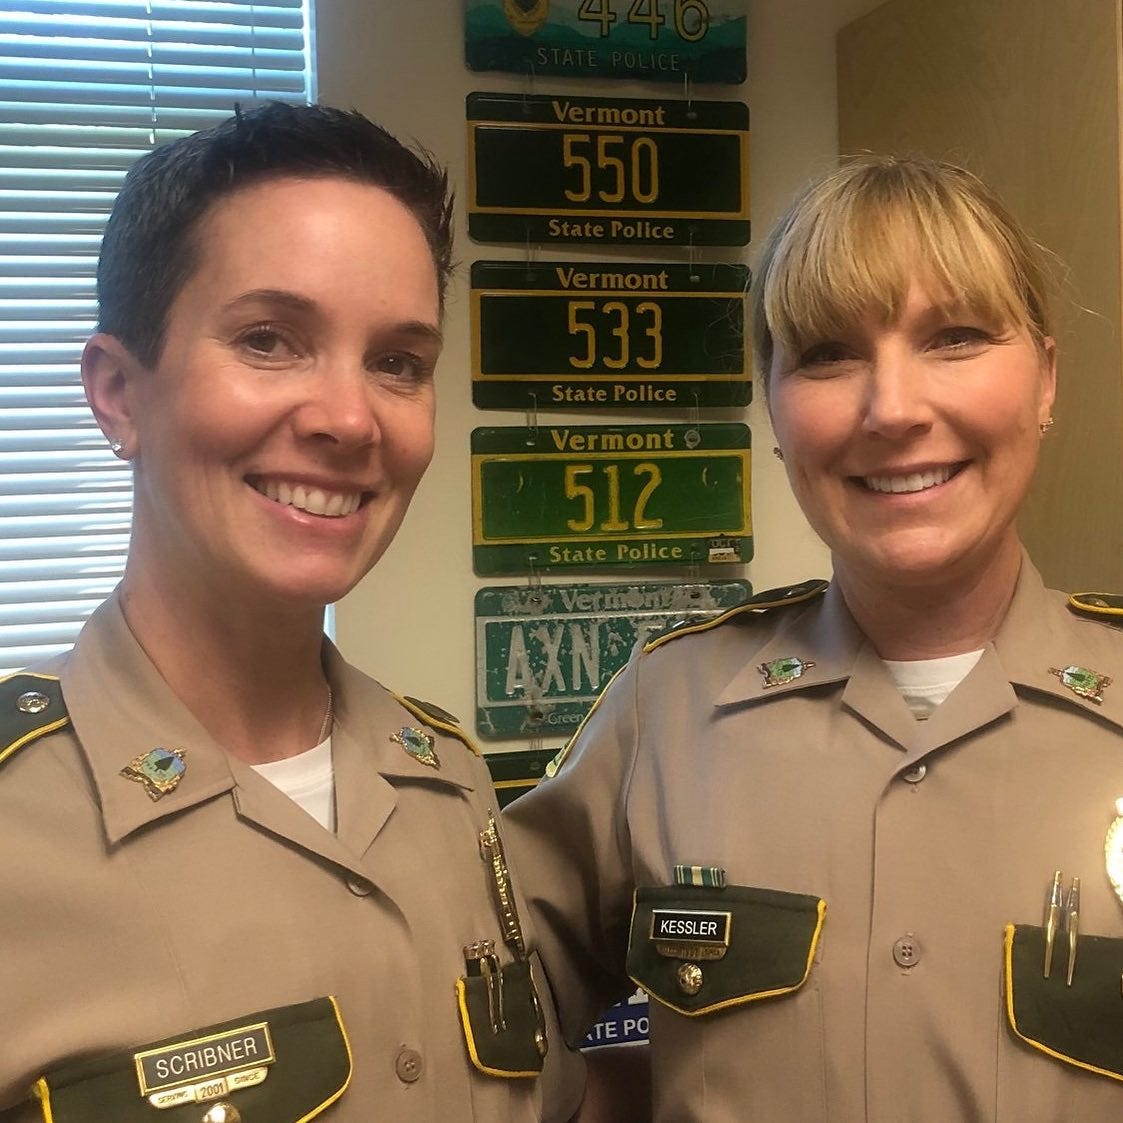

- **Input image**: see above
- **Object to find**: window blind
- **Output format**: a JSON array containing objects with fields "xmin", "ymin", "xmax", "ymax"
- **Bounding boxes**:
[{"xmin": 1, "ymin": 1, "xmax": 315, "ymax": 675}]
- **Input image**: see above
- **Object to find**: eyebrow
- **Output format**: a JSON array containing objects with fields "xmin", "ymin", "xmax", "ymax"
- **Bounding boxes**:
[{"xmin": 223, "ymin": 289, "xmax": 444, "ymax": 346}]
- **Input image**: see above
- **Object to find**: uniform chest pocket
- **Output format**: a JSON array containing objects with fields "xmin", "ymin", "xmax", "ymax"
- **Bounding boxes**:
[
  {"xmin": 1005, "ymin": 924, "xmax": 1123, "ymax": 1083},
  {"xmin": 626, "ymin": 884, "xmax": 826, "ymax": 1016},
  {"xmin": 32, "ymin": 996, "xmax": 350, "ymax": 1121}
]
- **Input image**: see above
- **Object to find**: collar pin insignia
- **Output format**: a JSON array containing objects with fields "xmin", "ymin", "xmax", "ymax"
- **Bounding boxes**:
[
  {"xmin": 392, "ymin": 726, "xmax": 439, "ymax": 769},
  {"xmin": 1106, "ymin": 799, "xmax": 1123, "ymax": 909},
  {"xmin": 120, "ymin": 747, "xmax": 187, "ymax": 801},
  {"xmin": 1049, "ymin": 664, "xmax": 1112, "ymax": 705},
  {"xmin": 759, "ymin": 656, "xmax": 816, "ymax": 689}
]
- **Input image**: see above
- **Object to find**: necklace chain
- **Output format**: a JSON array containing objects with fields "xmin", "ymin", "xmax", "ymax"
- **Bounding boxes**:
[{"xmin": 317, "ymin": 686, "xmax": 334, "ymax": 744}]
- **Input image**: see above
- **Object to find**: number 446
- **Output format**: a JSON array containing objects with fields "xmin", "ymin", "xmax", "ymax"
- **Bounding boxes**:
[{"xmin": 578, "ymin": 0, "xmax": 710, "ymax": 43}]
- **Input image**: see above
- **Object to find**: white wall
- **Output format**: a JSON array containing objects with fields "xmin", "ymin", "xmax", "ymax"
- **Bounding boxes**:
[{"xmin": 319, "ymin": 0, "xmax": 877, "ymax": 741}]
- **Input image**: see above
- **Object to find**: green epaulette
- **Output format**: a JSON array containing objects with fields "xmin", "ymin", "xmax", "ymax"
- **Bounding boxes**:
[
  {"xmin": 0, "ymin": 673, "xmax": 70, "ymax": 768},
  {"xmin": 1069, "ymin": 592, "xmax": 1123, "ymax": 625},
  {"xmin": 396, "ymin": 694, "xmax": 481, "ymax": 757},
  {"xmin": 643, "ymin": 578, "xmax": 830, "ymax": 654}
]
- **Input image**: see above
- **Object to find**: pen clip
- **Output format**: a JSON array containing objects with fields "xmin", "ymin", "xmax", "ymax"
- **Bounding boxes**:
[
  {"xmin": 464, "ymin": 939, "xmax": 506, "ymax": 1034},
  {"xmin": 1044, "ymin": 869, "xmax": 1063, "ymax": 979},
  {"xmin": 1064, "ymin": 876, "xmax": 1080, "ymax": 987}
]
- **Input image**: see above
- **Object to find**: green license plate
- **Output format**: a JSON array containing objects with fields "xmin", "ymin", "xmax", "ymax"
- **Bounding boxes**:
[
  {"xmin": 467, "ymin": 92, "xmax": 749, "ymax": 246},
  {"xmin": 471, "ymin": 423, "xmax": 752, "ymax": 574},
  {"xmin": 475, "ymin": 579, "xmax": 751, "ymax": 738},
  {"xmin": 471, "ymin": 260, "xmax": 750, "ymax": 409},
  {"xmin": 464, "ymin": 0, "xmax": 747, "ymax": 85}
]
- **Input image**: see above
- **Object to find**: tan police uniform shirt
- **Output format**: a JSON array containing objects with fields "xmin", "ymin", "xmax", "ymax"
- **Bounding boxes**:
[
  {"xmin": 505, "ymin": 557, "xmax": 1123, "ymax": 1121},
  {"xmin": 0, "ymin": 593, "xmax": 583, "ymax": 1122}
]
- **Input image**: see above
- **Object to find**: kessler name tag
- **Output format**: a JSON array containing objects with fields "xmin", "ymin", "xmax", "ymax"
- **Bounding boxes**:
[
  {"xmin": 650, "ymin": 908, "xmax": 731, "ymax": 960},
  {"xmin": 134, "ymin": 1022, "xmax": 275, "ymax": 1106}
]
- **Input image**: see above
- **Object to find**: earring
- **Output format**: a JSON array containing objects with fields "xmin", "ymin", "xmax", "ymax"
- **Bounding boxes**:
[
  {"xmin": 109, "ymin": 438, "xmax": 124, "ymax": 455},
  {"xmin": 1039, "ymin": 417, "xmax": 1054, "ymax": 435},
  {"xmin": 772, "ymin": 446, "xmax": 784, "ymax": 461}
]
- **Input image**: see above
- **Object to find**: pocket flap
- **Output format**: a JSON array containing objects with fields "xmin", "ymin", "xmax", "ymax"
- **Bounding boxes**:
[
  {"xmin": 33, "ymin": 996, "xmax": 351, "ymax": 1121},
  {"xmin": 457, "ymin": 959, "xmax": 548, "ymax": 1078},
  {"xmin": 1005, "ymin": 923, "xmax": 1123, "ymax": 1083},
  {"xmin": 627, "ymin": 885, "xmax": 825, "ymax": 1016}
]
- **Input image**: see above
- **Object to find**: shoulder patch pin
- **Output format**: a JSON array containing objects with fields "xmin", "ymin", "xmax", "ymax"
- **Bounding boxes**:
[
  {"xmin": 392, "ymin": 726, "xmax": 440, "ymax": 769},
  {"xmin": 759, "ymin": 656, "xmax": 816, "ymax": 689},
  {"xmin": 1048, "ymin": 664, "xmax": 1112, "ymax": 705},
  {"xmin": 121, "ymin": 747, "xmax": 187, "ymax": 801}
]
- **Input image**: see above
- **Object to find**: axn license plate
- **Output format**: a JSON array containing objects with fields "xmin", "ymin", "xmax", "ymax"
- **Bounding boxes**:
[
  {"xmin": 475, "ymin": 579, "xmax": 750, "ymax": 738},
  {"xmin": 467, "ymin": 92, "xmax": 749, "ymax": 246},
  {"xmin": 471, "ymin": 423, "xmax": 751, "ymax": 574},
  {"xmin": 464, "ymin": 0, "xmax": 747, "ymax": 85},
  {"xmin": 471, "ymin": 260, "xmax": 750, "ymax": 409}
]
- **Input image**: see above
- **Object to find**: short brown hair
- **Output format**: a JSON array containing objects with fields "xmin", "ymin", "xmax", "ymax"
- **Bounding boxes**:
[{"xmin": 753, "ymin": 154, "xmax": 1053, "ymax": 397}]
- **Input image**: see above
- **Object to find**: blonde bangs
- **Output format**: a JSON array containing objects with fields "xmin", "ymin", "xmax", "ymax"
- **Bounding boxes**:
[{"xmin": 756, "ymin": 157, "xmax": 1051, "ymax": 378}]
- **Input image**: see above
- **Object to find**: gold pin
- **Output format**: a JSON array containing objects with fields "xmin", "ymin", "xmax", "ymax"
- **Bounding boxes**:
[
  {"xmin": 120, "ymin": 747, "xmax": 187, "ymax": 801},
  {"xmin": 759, "ymin": 656, "xmax": 816, "ymax": 688},
  {"xmin": 1049, "ymin": 665, "xmax": 1112, "ymax": 705},
  {"xmin": 391, "ymin": 726, "xmax": 439, "ymax": 769},
  {"xmin": 479, "ymin": 811, "xmax": 527, "ymax": 959}
]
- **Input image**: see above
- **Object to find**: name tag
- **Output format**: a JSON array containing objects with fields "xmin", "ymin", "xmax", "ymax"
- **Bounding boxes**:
[
  {"xmin": 134, "ymin": 1022, "xmax": 275, "ymax": 1097},
  {"xmin": 650, "ymin": 909, "xmax": 731, "ymax": 960}
]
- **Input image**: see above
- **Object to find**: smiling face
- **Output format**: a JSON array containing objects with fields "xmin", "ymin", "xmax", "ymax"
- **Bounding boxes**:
[
  {"xmin": 768, "ymin": 280, "xmax": 1055, "ymax": 597},
  {"xmin": 105, "ymin": 176, "xmax": 441, "ymax": 613}
]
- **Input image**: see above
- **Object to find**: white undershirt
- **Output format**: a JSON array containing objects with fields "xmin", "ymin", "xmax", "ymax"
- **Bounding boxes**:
[
  {"xmin": 883, "ymin": 650, "xmax": 984, "ymax": 720},
  {"xmin": 251, "ymin": 736, "xmax": 336, "ymax": 831}
]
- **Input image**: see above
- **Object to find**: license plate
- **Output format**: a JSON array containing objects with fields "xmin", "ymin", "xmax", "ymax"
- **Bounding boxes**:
[
  {"xmin": 476, "ymin": 579, "xmax": 751, "ymax": 738},
  {"xmin": 471, "ymin": 260, "xmax": 750, "ymax": 409},
  {"xmin": 467, "ymin": 92, "xmax": 749, "ymax": 246},
  {"xmin": 471, "ymin": 423, "xmax": 752, "ymax": 574},
  {"xmin": 464, "ymin": 0, "xmax": 747, "ymax": 85}
]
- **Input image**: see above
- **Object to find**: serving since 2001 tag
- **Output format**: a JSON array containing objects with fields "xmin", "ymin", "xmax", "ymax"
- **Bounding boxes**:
[{"xmin": 133, "ymin": 1022, "xmax": 275, "ymax": 1108}]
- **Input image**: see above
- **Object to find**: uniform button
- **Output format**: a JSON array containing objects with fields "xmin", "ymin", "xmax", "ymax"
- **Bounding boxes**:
[
  {"xmin": 892, "ymin": 934, "xmax": 921, "ymax": 968},
  {"xmin": 16, "ymin": 690, "xmax": 50, "ymax": 715},
  {"xmin": 395, "ymin": 1047, "xmax": 423, "ymax": 1083},
  {"xmin": 902, "ymin": 763, "xmax": 927, "ymax": 784},
  {"xmin": 345, "ymin": 875, "xmax": 373, "ymax": 897}
]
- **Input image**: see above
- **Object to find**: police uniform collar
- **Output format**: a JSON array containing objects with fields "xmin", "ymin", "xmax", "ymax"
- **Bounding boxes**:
[
  {"xmin": 714, "ymin": 582, "xmax": 861, "ymax": 708},
  {"xmin": 60, "ymin": 592, "xmax": 239, "ymax": 845},
  {"xmin": 994, "ymin": 555, "xmax": 1123, "ymax": 731},
  {"xmin": 322, "ymin": 643, "xmax": 479, "ymax": 791}
]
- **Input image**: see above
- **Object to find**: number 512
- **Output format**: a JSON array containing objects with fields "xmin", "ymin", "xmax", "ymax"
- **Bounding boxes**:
[{"xmin": 564, "ymin": 462, "xmax": 664, "ymax": 533}]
